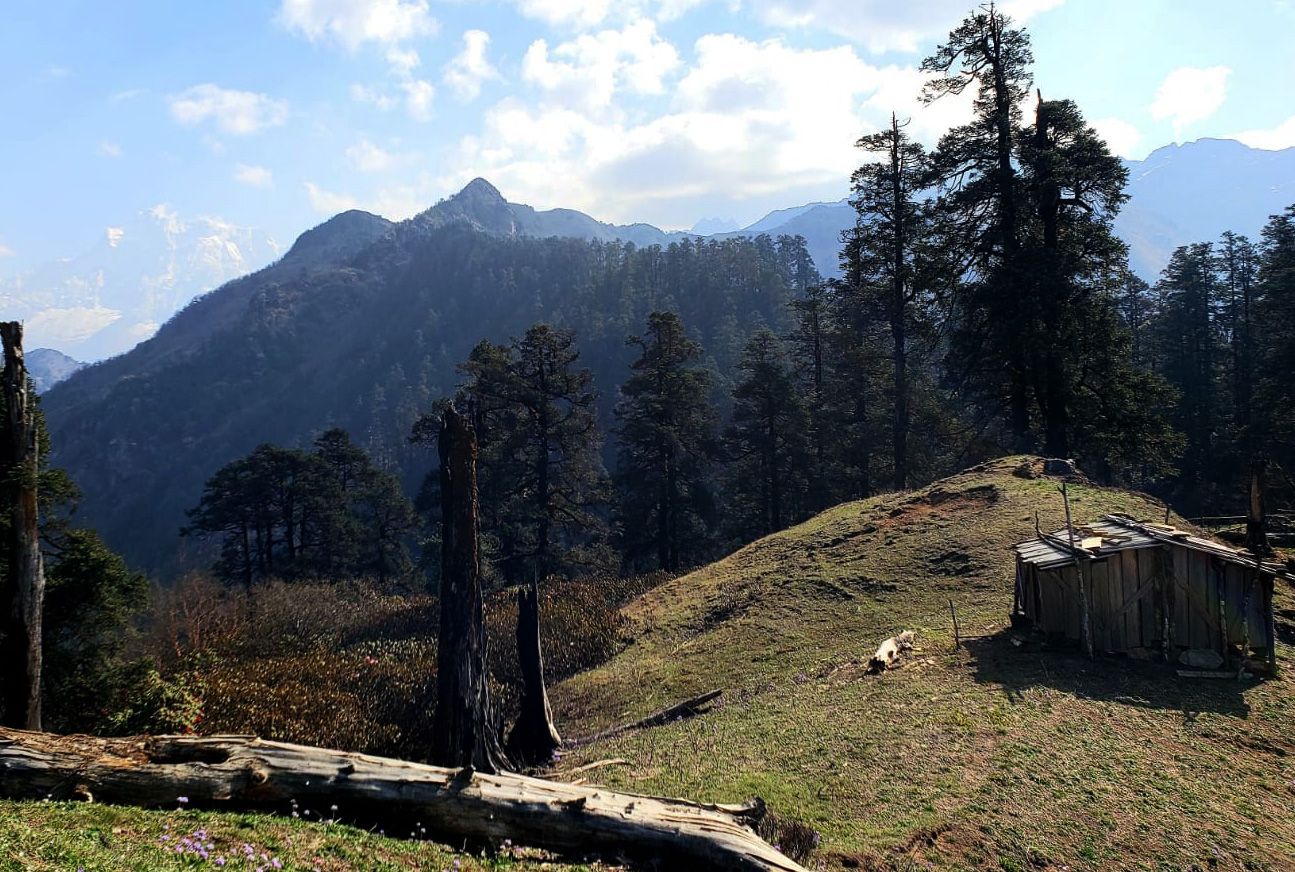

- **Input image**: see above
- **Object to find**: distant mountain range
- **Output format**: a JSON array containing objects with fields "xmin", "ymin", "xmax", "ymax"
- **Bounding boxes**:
[
  {"xmin": 7, "ymin": 139, "xmax": 1292, "ymax": 367},
  {"xmin": 42, "ymin": 179, "xmax": 813, "ymax": 576},
  {"xmin": 0, "ymin": 207, "xmax": 281, "ymax": 362},
  {"xmin": 26, "ymin": 348, "xmax": 84, "ymax": 392}
]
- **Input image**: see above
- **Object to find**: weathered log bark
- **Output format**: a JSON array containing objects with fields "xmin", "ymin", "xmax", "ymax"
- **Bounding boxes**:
[
  {"xmin": 0, "ymin": 322, "xmax": 45, "ymax": 731},
  {"xmin": 434, "ymin": 406, "xmax": 508, "ymax": 773},
  {"xmin": 0, "ymin": 730, "xmax": 806, "ymax": 872},
  {"xmin": 506, "ymin": 577, "xmax": 562, "ymax": 767}
]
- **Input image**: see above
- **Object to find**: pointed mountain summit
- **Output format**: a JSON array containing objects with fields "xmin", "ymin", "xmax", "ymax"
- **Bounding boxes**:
[{"xmin": 409, "ymin": 178, "xmax": 687, "ymax": 248}]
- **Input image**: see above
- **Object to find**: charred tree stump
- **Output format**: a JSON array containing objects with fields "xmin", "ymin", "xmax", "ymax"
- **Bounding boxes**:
[
  {"xmin": 0, "ymin": 730, "xmax": 807, "ymax": 872},
  {"xmin": 1247, "ymin": 459, "xmax": 1274, "ymax": 557},
  {"xmin": 506, "ymin": 577, "xmax": 562, "ymax": 767},
  {"xmin": 433, "ymin": 406, "xmax": 508, "ymax": 773},
  {"xmin": 0, "ymin": 322, "xmax": 45, "ymax": 731}
]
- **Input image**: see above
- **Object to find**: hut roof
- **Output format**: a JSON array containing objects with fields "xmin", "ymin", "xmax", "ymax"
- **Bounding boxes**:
[{"xmin": 1014, "ymin": 514, "xmax": 1290, "ymax": 576}]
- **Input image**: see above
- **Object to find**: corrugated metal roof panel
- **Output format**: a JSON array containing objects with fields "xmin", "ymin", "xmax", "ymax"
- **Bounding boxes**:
[{"xmin": 1014, "ymin": 514, "xmax": 1290, "ymax": 576}]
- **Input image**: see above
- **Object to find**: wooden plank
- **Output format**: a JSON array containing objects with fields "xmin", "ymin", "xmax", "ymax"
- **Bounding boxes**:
[
  {"xmin": 1172, "ymin": 546, "xmax": 1192, "ymax": 649},
  {"xmin": 1190, "ymin": 551, "xmax": 1213, "ymax": 650},
  {"xmin": 1088, "ymin": 559, "xmax": 1111, "ymax": 651},
  {"xmin": 1135, "ymin": 549, "xmax": 1157, "ymax": 646}
]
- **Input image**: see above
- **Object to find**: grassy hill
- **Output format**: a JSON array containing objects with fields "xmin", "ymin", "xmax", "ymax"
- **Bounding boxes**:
[
  {"xmin": 549, "ymin": 456, "xmax": 1295, "ymax": 871},
  {"xmin": 6, "ymin": 456, "xmax": 1294, "ymax": 871}
]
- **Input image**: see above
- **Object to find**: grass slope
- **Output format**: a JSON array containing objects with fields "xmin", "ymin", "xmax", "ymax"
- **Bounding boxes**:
[{"xmin": 552, "ymin": 457, "xmax": 1295, "ymax": 871}]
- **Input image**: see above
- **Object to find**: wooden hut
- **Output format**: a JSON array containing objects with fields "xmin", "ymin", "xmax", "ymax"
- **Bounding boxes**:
[{"xmin": 1014, "ymin": 514, "xmax": 1286, "ymax": 670}]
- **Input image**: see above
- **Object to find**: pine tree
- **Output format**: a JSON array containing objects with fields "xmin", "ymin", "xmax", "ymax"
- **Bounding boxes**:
[
  {"xmin": 613, "ymin": 312, "xmax": 718, "ymax": 572},
  {"xmin": 722, "ymin": 330, "xmax": 811, "ymax": 542},
  {"xmin": 841, "ymin": 114, "xmax": 939, "ymax": 488},
  {"xmin": 457, "ymin": 324, "xmax": 609, "ymax": 584},
  {"xmin": 1151, "ymin": 243, "xmax": 1224, "ymax": 506}
]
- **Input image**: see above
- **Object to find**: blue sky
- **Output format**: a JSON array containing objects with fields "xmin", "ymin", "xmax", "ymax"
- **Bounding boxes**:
[{"xmin": 2, "ymin": 0, "xmax": 1293, "ymax": 272}]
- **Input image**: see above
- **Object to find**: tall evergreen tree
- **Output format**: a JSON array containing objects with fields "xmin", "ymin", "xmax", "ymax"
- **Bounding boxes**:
[
  {"xmin": 185, "ymin": 432, "xmax": 415, "ymax": 585},
  {"xmin": 841, "ymin": 114, "xmax": 938, "ymax": 488},
  {"xmin": 923, "ymin": 3, "xmax": 1036, "ymax": 443},
  {"xmin": 456, "ymin": 324, "xmax": 609, "ymax": 583},
  {"xmin": 722, "ymin": 330, "xmax": 811, "ymax": 542},
  {"xmin": 613, "ymin": 311, "xmax": 718, "ymax": 572},
  {"xmin": 1151, "ymin": 243, "xmax": 1224, "ymax": 505},
  {"xmin": 1255, "ymin": 206, "xmax": 1295, "ymax": 464}
]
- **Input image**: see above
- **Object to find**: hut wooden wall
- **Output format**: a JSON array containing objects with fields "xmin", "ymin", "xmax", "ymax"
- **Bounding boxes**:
[{"xmin": 1017, "ymin": 543, "xmax": 1272, "ymax": 658}]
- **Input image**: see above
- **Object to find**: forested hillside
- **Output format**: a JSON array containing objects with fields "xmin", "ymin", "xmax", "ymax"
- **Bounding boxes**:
[{"xmin": 43, "ymin": 190, "xmax": 816, "ymax": 575}]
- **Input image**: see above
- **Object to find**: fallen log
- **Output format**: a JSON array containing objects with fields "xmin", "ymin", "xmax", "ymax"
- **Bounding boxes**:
[
  {"xmin": 868, "ymin": 631, "xmax": 915, "ymax": 674},
  {"xmin": 0, "ymin": 729, "xmax": 804, "ymax": 872},
  {"xmin": 566, "ymin": 689, "xmax": 723, "ymax": 748}
]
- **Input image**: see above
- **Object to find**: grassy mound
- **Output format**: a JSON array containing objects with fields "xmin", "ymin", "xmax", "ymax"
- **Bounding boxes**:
[{"xmin": 551, "ymin": 457, "xmax": 1295, "ymax": 871}]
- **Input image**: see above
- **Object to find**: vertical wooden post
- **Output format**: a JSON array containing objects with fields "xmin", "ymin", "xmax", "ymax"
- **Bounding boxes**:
[
  {"xmin": 432, "ymin": 405, "xmax": 508, "ymax": 773},
  {"xmin": 1062, "ymin": 483, "xmax": 1093, "ymax": 659},
  {"xmin": 0, "ymin": 322, "xmax": 45, "ymax": 731},
  {"xmin": 1264, "ymin": 575, "xmax": 1278, "ymax": 677},
  {"xmin": 1159, "ymin": 547, "xmax": 1176, "ymax": 663},
  {"xmin": 1213, "ymin": 561, "xmax": 1229, "ymax": 663}
]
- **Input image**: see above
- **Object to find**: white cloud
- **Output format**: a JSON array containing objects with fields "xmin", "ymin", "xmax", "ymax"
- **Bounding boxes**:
[
  {"xmin": 509, "ymin": 0, "xmax": 720, "ymax": 28},
  {"xmin": 106, "ymin": 227, "xmax": 125, "ymax": 247},
  {"xmin": 1232, "ymin": 115, "xmax": 1295, "ymax": 151},
  {"xmin": 400, "ymin": 79, "xmax": 435, "ymax": 120},
  {"xmin": 99, "ymin": 141, "xmax": 123, "ymax": 158},
  {"xmin": 305, "ymin": 181, "xmax": 361, "ymax": 214},
  {"xmin": 513, "ymin": 0, "xmax": 614, "ymax": 29},
  {"xmin": 169, "ymin": 84, "xmax": 289, "ymax": 135},
  {"xmin": 521, "ymin": 20, "xmax": 681, "ymax": 112},
  {"xmin": 0, "ymin": 239, "xmax": 13, "ymax": 258},
  {"xmin": 276, "ymin": 0, "xmax": 437, "ymax": 51},
  {"xmin": 1150, "ymin": 66, "xmax": 1231, "ymax": 134},
  {"xmin": 443, "ymin": 30, "xmax": 502, "ymax": 102},
  {"xmin": 1090, "ymin": 117, "xmax": 1142, "ymax": 159},
  {"xmin": 351, "ymin": 83, "xmax": 398, "ymax": 111},
  {"xmin": 305, "ymin": 179, "xmax": 431, "ymax": 219},
  {"xmin": 747, "ymin": 0, "xmax": 1063, "ymax": 53},
  {"xmin": 346, "ymin": 138, "xmax": 392, "ymax": 172},
  {"xmin": 233, "ymin": 163, "xmax": 275, "ymax": 188},
  {"xmin": 46, "ymin": 65, "xmax": 71, "ymax": 79},
  {"xmin": 110, "ymin": 88, "xmax": 146, "ymax": 102},
  {"xmin": 386, "ymin": 46, "xmax": 421, "ymax": 76},
  {"xmin": 444, "ymin": 35, "xmax": 973, "ymax": 227}
]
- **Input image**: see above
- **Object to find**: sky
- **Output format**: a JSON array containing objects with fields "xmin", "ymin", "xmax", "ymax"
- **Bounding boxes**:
[{"xmin": 2, "ymin": 0, "xmax": 1294, "ymax": 273}]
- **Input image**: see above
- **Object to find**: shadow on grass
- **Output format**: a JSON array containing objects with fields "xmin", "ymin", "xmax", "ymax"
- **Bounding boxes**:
[{"xmin": 964, "ymin": 630, "xmax": 1253, "ymax": 718}]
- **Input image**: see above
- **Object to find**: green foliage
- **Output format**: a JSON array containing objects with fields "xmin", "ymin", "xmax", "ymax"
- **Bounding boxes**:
[
  {"xmin": 613, "ymin": 311, "xmax": 720, "ymax": 573},
  {"xmin": 433, "ymin": 324, "xmax": 611, "ymax": 585},
  {"xmin": 721, "ymin": 329, "xmax": 811, "ymax": 544},
  {"xmin": 184, "ymin": 429, "xmax": 416, "ymax": 586},
  {"xmin": 41, "ymin": 527, "xmax": 150, "ymax": 734},
  {"xmin": 103, "ymin": 660, "xmax": 206, "ymax": 736}
]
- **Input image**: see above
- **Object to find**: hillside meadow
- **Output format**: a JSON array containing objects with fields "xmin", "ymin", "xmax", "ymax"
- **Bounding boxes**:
[{"xmin": 5, "ymin": 457, "xmax": 1294, "ymax": 871}]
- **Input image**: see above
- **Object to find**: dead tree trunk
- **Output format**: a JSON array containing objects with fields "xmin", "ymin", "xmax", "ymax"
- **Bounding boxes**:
[
  {"xmin": 506, "ymin": 577, "xmax": 562, "ymax": 767},
  {"xmin": 433, "ymin": 406, "xmax": 508, "ymax": 773},
  {"xmin": 1246, "ymin": 459, "xmax": 1274, "ymax": 556},
  {"xmin": 0, "ymin": 322, "xmax": 44, "ymax": 731},
  {"xmin": 0, "ymin": 730, "xmax": 806, "ymax": 872}
]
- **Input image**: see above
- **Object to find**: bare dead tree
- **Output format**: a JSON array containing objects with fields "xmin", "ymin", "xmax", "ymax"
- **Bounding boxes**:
[
  {"xmin": 432, "ymin": 405, "xmax": 508, "ymax": 773},
  {"xmin": 0, "ymin": 322, "xmax": 46, "ymax": 730},
  {"xmin": 506, "ymin": 576, "xmax": 562, "ymax": 766}
]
